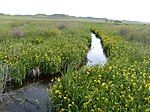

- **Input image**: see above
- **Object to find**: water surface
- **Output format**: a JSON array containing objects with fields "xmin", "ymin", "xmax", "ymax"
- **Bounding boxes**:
[
  {"xmin": 0, "ymin": 83, "xmax": 51, "ymax": 112},
  {"xmin": 87, "ymin": 33, "xmax": 107, "ymax": 66},
  {"xmin": 0, "ymin": 74, "xmax": 59, "ymax": 112}
]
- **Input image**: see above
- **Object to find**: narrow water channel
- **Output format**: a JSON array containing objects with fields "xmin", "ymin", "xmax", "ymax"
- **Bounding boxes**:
[
  {"xmin": 0, "ymin": 32, "xmax": 107, "ymax": 112},
  {"xmin": 0, "ymin": 74, "xmax": 58, "ymax": 112},
  {"xmin": 0, "ymin": 83, "xmax": 51, "ymax": 112},
  {"xmin": 87, "ymin": 33, "xmax": 107, "ymax": 66}
]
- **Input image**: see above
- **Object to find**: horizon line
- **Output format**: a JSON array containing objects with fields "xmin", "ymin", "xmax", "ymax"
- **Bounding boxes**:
[{"xmin": 0, "ymin": 12, "xmax": 149, "ymax": 23}]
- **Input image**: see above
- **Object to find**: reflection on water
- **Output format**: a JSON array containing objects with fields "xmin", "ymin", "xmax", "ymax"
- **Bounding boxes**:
[
  {"xmin": 87, "ymin": 33, "xmax": 107, "ymax": 66},
  {"xmin": 0, "ymin": 82, "xmax": 52, "ymax": 112},
  {"xmin": 0, "ymin": 73, "xmax": 62, "ymax": 112}
]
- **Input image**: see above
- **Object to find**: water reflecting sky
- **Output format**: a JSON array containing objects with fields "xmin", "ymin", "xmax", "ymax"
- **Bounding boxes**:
[{"xmin": 87, "ymin": 33, "xmax": 107, "ymax": 66}]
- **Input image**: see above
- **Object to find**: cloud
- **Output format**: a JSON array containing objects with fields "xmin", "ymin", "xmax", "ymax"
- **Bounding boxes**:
[{"xmin": 0, "ymin": 0, "xmax": 149, "ymax": 22}]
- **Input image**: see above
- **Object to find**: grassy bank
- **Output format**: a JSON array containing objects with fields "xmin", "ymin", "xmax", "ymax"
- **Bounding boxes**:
[
  {"xmin": 0, "ymin": 19, "xmax": 90, "ymax": 81},
  {"xmin": 51, "ymin": 27, "xmax": 150, "ymax": 111}
]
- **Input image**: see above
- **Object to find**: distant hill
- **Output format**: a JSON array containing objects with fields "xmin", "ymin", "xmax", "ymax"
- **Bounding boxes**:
[
  {"xmin": 0, "ymin": 13, "xmax": 146, "ymax": 24},
  {"xmin": 0, "ymin": 13, "xmax": 4, "ymax": 15},
  {"xmin": 10, "ymin": 13, "xmax": 109, "ymax": 22}
]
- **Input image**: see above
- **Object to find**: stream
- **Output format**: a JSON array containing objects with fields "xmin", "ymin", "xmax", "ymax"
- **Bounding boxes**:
[
  {"xmin": 87, "ymin": 33, "xmax": 107, "ymax": 66},
  {"xmin": 0, "ymin": 74, "xmax": 57, "ymax": 112},
  {"xmin": 0, "ymin": 32, "xmax": 107, "ymax": 112}
]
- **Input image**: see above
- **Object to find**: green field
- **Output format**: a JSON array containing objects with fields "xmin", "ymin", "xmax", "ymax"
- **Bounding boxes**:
[{"xmin": 0, "ymin": 15, "xmax": 150, "ymax": 111}]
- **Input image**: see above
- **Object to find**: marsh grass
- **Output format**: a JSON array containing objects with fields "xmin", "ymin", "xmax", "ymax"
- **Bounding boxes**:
[
  {"xmin": 51, "ymin": 28, "xmax": 150, "ymax": 112},
  {"xmin": 103, "ymin": 24, "xmax": 150, "ymax": 45},
  {"xmin": 0, "ymin": 16, "xmax": 150, "ymax": 112},
  {"xmin": 0, "ymin": 20, "xmax": 90, "ymax": 82},
  {"xmin": 11, "ymin": 28, "xmax": 24, "ymax": 38}
]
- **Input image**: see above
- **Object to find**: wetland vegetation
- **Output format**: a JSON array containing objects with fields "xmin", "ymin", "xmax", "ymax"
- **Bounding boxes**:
[{"xmin": 0, "ymin": 15, "xmax": 150, "ymax": 112}]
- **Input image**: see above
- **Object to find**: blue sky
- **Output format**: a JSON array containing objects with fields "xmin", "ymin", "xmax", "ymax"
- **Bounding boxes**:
[{"xmin": 0, "ymin": 0, "xmax": 150, "ymax": 22}]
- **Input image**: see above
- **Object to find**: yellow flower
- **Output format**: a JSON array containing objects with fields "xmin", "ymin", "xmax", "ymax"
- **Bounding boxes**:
[{"xmin": 57, "ymin": 78, "xmax": 61, "ymax": 82}]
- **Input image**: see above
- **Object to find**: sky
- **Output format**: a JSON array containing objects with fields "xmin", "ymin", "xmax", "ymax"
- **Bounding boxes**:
[{"xmin": 0, "ymin": 0, "xmax": 150, "ymax": 22}]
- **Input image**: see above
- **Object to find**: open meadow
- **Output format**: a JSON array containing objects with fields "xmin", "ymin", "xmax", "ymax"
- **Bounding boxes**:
[{"xmin": 0, "ymin": 15, "xmax": 150, "ymax": 111}]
